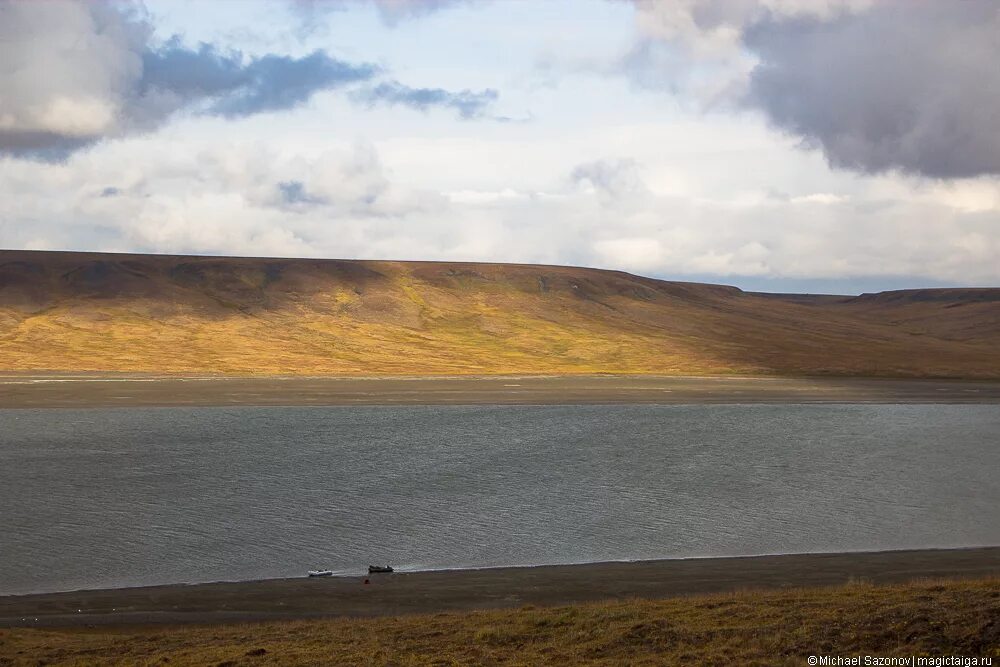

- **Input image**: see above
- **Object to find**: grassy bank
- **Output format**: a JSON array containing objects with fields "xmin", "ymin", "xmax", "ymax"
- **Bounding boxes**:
[{"xmin": 2, "ymin": 577, "xmax": 998, "ymax": 666}]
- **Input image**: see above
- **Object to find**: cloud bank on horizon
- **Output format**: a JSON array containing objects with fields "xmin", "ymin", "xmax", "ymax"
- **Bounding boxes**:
[{"xmin": 0, "ymin": 0, "xmax": 997, "ymax": 293}]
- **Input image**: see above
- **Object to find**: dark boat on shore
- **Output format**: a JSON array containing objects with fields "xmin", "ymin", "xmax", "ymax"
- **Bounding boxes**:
[{"xmin": 368, "ymin": 565, "xmax": 394, "ymax": 574}]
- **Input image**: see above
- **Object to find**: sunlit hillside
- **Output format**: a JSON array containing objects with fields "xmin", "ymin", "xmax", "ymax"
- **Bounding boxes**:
[{"xmin": 1, "ymin": 250, "xmax": 999, "ymax": 377}]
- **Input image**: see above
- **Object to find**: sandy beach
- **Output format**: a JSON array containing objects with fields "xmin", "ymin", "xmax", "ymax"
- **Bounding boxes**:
[
  {"xmin": 2, "ymin": 547, "xmax": 998, "ymax": 628},
  {"xmin": 2, "ymin": 373, "xmax": 1000, "ymax": 408}
]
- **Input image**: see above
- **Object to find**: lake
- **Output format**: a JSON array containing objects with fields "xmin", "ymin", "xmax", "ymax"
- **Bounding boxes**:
[{"xmin": 1, "ymin": 404, "xmax": 998, "ymax": 595}]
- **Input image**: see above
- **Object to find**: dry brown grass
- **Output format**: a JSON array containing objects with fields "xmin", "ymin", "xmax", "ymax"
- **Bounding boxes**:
[
  {"xmin": 2, "ymin": 250, "xmax": 999, "ymax": 377},
  {"xmin": 1, "ymin": 577, "xmax": 998, "ymax": 666}
]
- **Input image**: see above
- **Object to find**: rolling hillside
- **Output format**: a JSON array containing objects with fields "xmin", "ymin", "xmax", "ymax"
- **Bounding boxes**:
[{"xmin": 1, "ymin": 249, "xmax": 998, "ymax": 377}]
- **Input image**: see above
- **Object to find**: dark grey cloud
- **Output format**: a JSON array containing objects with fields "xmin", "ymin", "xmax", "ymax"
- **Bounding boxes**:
[
  {"xmin": 354, "ymin": 81, "xmax": 498, "ymax": 119},
  {"xmin": 0, "ymin": 133, "xmax": 96, "ymax": 162},
  {"xmin": 621, "ymin": 0, "xmax": 1000, "ymax": 179},
  {"xmin": 742, "ymin": 1, "xmax": 1000, "ymax": 178}
]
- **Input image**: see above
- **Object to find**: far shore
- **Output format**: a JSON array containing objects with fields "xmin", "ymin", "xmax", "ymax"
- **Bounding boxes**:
[
  {"xmin": 2, "ymin": 547, "xmax": 999, "ymax": 628},
  {"xmin": 2, "ymin": 373, "xmax": 1000, "ymax": 408}
]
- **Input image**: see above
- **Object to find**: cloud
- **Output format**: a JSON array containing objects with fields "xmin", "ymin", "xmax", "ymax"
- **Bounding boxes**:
[
  {"xmin": 353, "ymin": 81, "xmax": 499, "ymax": 119},
  {"xmin": 617, "ymin": 0, "xmax": 868, "ymax": 105},
  {"xmin": 0, "ymin": 138, "xmax": 449, "ymax": 257},
  {"xmin": 4, "ymin": 134, "xmax": 997, "ymax": 286},
  {"xmin": 276, "ymin": 181, "xmax": 328, "ymax": 207},
  {"xmin": 743, "ymin": 1, "xmax": 1000, "ymax": 178},
  {"xmin": 184, "ymin": 48, "xmax": 376, "ymax": 118},
  {"xmin": 0, "ymin": 1, "xmax": 148, "ymax": 158},
  {"xmin": 0, "ymin": 0, "xmax": 503, "ymax": 158},
  {"xmin": 0, "ymin": 1, "xmax": 377, "ymax": 157},
  {"xmin": 621, "ymin": 0, "xmax": 1000, "ymax": 178},
  {"xmin": 264, "ymin": 142, "xmax": 439, "ymax": 217},
  {"xmin": 571, "ymin": 159, "xmax": 650, "ymax": 202},
  {"xmin": 138, "ymin": 40, "xmax": 377, "ymax": 121},
  {"xmin": 629, "ymin": 0, "xmax": 871, "ymax": 56}
]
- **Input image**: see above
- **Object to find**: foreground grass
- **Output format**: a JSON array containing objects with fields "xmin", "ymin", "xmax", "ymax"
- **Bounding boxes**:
[{"xmin": 2, "ymin": 577, "xmax": 998, "ymax": 666}]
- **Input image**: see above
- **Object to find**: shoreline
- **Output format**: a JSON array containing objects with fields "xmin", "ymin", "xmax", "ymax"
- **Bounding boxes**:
[
  {"xmin": 2, "ymin": 374, "xmax": 1000, "ymax": 408},
  {"xmin": 3, "ymin": 546, "xmax": 999, "ymax": 628}
]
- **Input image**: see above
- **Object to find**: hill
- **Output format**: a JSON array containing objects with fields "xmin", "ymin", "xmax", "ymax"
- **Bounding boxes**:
[{"xmin": 1, "ymin": 249, "xmax": 998, "ymax": 377}]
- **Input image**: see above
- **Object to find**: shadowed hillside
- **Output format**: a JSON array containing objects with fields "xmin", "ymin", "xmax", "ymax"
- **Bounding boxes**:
[{"xmin": 1, "ymin": 250, "xmax": 998, "ymax": 377}]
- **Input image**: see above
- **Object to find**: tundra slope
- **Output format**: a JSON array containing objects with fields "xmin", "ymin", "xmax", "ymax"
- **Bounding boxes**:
[{"xmin": 1, "ymin": 250, "xmax": 998, "ymax": 377}]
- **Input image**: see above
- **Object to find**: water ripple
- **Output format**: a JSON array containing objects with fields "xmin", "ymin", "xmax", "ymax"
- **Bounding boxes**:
[{"xmin": 1, "ymin": 404, "xmax": 998, "ymax": 594}]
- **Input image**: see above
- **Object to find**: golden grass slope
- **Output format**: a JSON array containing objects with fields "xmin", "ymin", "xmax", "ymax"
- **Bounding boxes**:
[
  {"xmin": 1, "ymin": 249, "xmax": 999, "ymax": 377},
  {"xmin": 2, "ymin": 577, "xmax": 998, "ymax": 666}
]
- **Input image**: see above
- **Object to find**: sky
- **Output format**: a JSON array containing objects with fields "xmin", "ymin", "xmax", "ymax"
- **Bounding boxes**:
[{"xmin": 1, "ymin": 0, "xmax": 998, "ymax": 294}]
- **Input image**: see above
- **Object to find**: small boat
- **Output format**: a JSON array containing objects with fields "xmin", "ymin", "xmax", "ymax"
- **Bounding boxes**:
[
  {"xmin": 308, "ymin": 570, "xmax": 334, "ymax": 577},
  {"xmin": 368, "ymin": 565, "xmax": 394, "ymax": 574}
]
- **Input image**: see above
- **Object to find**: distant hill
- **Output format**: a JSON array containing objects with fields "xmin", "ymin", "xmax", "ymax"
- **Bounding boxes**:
[{"xmin": 1, "ymin": 249, "xmax": 998, "ymax": 377}]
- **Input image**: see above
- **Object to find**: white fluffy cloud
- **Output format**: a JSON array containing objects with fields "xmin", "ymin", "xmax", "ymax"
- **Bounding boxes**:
[
  {"xmin": 2, "ymin": 134, "xmax": 997, "ymax": 286},
  {"xmin": 0, "ymin": 137, "xmax": 447, "ymax": 257}
]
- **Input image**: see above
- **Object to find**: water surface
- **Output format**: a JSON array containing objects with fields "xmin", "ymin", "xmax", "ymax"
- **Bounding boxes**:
[{"xmin": 1, "ymin": 404, "xmax": 998, "ymax": 595}]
